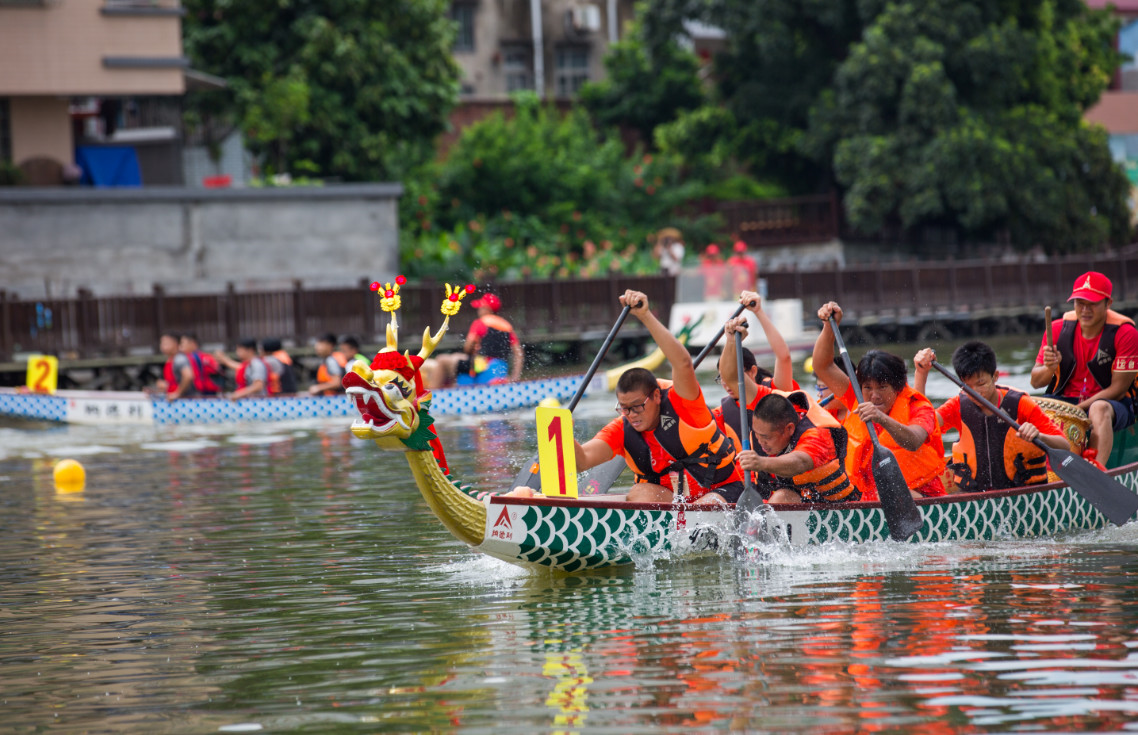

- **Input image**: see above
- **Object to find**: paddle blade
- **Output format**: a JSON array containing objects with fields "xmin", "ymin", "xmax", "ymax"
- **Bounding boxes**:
[
  {"xmin": 511, "ymin": 455, "xmax": 627, "ymax": 495},
  {"xmin": 735, "ymin": 484, "xmax": 765, "ymax": 515},
  {"xmin": 510, "ymin": 455, "xmax": 541, "ymax": 491},
  {"xmin": 579, "ymin": 456, "xmax": 627, "ymax": 495},
  {"xmin": 1047, "ymin": 447, "xmax": 1138, "ymax": 526},
  {"xmin": 871, "ymin": 444, "xmax": 924, "ymax": 541}
]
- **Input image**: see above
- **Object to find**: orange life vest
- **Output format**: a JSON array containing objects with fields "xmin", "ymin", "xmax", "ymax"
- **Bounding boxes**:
[
  {"xmin": 316, "ymin": 352, "xmax": 349, "ymax": 394},
  {"xmin": 752, "ymin": 391, "xmax": 859, "ymax": 503},
  {"xmin": 948, "ymin": 386, "xmax": 1049, "ymax": 492},
  {"xmin": 621, "ymin": 386, "xmax": 742, "ymax": 499},
  {"xmin": 844, "ymin": 385, "xmax": 945, "ymax": 500}
]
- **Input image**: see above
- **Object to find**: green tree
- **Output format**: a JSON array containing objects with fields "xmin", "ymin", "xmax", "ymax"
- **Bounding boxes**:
[
  {"xmin": 578, "ymin": 18, "xmax": 705, "ymax": 146},
  {"xmin": 641, "ymin": 0, "xmax": 1133, "ymax": 249},
  {"xmin": 182, "ymin": 0, "xmax": 460, "ymax": 181}
]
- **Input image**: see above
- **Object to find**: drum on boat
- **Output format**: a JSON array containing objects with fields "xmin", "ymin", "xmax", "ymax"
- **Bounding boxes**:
[{"xmin": 1036, "ymin": 396, "xmax": 1091, "ymax": 482}]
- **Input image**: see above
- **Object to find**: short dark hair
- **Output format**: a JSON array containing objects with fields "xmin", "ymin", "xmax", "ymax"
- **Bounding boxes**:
[
  {"xmin": 160, "ymin": 330, "xmax": 181, "ymax": 341},
  {"xmin": 181, "ymin": 332, "xmax": 199, "ymax": 344},
  {"xmin": 262, "ymin": 337, "xmax": 282, "ymax": 352},
  {"xmin": 753, "ymin": 393, "xmax": 798, "ymax": 428},
  {"xmin": 855, "ymin": 350, "xmax": 908, "ymax": 391},
  {"xmin": 339, "ymin": 335, "xmax": 360, "ymax": 351},
  {"xmin": 716, "ymin": 346, "xmax": 758, "ymax": 377},
  {"xmin": 616, "ymin": 367, "xmax": 660, "ymax": 397},
  {"xmin": 317, "ymin": 332, "xmax": 337, "ymax": 345},
  {"xmin": 952, "ymin": 341, "xmax": 998, "ymax": 380},
  {"xmin": 238, "ymin": 337, "xmax": 257, "ymax": 350}
]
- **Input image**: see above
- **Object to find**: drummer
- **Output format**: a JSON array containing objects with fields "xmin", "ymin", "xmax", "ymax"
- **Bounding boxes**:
[
  {"xmin": 914, "ymin": 342, "xmax": 1068, "ymax": 493},
  {"xmin": 1031, "ymin": 271, "xmax": 1138, "ymax": 467}
]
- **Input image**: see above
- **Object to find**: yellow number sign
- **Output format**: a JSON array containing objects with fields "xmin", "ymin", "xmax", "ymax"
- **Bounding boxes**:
[
  {"xmin": 536, "ymin": 406, "xmax": 578, "ymax": 498},
  {"xmin": 26, "ymin": 354, "xmax": 59, "ymax": 394}
]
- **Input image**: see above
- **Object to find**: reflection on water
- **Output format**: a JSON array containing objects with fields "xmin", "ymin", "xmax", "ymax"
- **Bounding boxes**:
[{"xmin": 3, "ymin": 337, "xmax": 1138, "ymax": 732}]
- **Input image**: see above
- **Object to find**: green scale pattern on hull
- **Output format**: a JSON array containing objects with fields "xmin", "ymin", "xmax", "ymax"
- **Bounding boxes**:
[{"xmin": 476, "ymin": 468, "xmax": 1138, "ymax": 571}]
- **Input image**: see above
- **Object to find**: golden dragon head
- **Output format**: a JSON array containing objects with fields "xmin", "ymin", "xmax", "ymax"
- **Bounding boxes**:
[{"xmin": 344, "ymin": 278, "xmax": 474, "ymax": 450}]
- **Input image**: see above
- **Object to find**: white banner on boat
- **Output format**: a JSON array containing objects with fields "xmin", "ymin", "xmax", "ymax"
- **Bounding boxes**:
[
  {"xmin": 669, "ymin": 299, "xmax": 808, "ymax": 350},
  {"xmin": 65, "ymin": 393, "xmax": 154, "ymax": 425}
]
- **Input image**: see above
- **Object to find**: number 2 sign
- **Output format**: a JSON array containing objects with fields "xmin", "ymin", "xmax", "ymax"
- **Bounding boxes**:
[
  {"xmin": 26, "ymin": 354, "xmax": 59, "ymax": 394},
  {"xmin": 536, "ymin": 406, "xmax": 578, "ymax": 498}
]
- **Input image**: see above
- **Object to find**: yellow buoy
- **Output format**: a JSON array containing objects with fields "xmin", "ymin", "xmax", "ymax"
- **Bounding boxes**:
[
  {"xmin": 803, "ymin": 356, "xmax": 814, "ymax": 374},
  {"xmin": 53, "ymin": 458, "xmax": 86, "ymax": 493},
  {"xmin": 538, "ymin": 397, "xmax": 561, "ymax": 408}
]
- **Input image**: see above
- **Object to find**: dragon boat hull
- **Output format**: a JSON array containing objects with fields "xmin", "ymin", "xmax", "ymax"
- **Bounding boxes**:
[
  {"xmin": 464, "ymin": 461, "xmax": 1138, "ymax": 572},
  {"xmin": 0, "ymin": 374, "xmax": 596, "ymax": 426}
]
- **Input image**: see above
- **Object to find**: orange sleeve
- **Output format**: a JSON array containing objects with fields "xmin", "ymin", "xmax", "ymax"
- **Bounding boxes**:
[
  {"xmin": 594, "ymin": 416, "xmax": 627, "ymax": 457},
  {"xmin": 936, "ymin": 395, "xmax": 962, "ymax": 431},
  {"xmin": 795, "ymin": 427, "xmax": 838, "ymax": 468},
  {"xmin": 745, "ymin": 382, "xmax": 775, "ymax": 411},
  {"xmin": 670, "ymin": 385, "xmax": 715, "ymax": 426},
  {"xmin": 839, "ymin": 383, "xmax": 859, "ymax": 412},
  {"xmin": 907, "ymin": 398, "xmax": 938, "ymax": 436},
  {"xmin": 1018, "ymin": 396, "xmax": 1062, "ymax": 436}
]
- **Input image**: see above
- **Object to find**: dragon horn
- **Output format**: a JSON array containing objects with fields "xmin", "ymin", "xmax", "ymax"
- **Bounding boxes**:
[
  {"xmin": 419, "ymin": 318, "xmax": 450, "ymax": 360},
  {"xmin": 386, "ymin": 321, "xmax": 399, "ymax": 351}
]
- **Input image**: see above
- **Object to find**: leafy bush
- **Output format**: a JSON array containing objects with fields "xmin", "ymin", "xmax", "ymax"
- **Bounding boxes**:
[{"xmin": 400, "ymin": 95, "xmax": 719, "ymax": 281}]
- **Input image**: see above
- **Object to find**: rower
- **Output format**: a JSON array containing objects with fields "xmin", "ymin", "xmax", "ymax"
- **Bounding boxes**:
[
  {"xmin": 915, "ymin": 342, "xmax": 1068, "ymax": 493},
  {"xmin": 572, "ymin": 290, "xmax": 744, "ymax": 505},
  {"xmin": 1031, "ymin": 271, "xmax": 1138, "ymax": 467},
  {"xmin": 720, "ymin": 318, "xmax": 858, "ymax": 504},
  {"xmin": 812, "ymin": 302, "xmax": 946, "ymax": 500}
]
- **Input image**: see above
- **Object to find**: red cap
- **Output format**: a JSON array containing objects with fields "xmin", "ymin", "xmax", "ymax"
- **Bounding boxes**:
[
  {"xmin": 733, "ymin": 240, "xmax": 746, "ymax": 253},
  {"xmin": 471, "ymin": 293, "xmax": 501, "ymax": 312},
  {"xmin": 705, "ymin": 244, "xmax": 720, "ymax": 256},
  {"xmin": 1068, "ymin": 271, "xmax": 1112, "ymax": 302}
]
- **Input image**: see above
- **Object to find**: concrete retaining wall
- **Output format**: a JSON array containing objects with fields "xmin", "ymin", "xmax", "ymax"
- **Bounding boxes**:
[{"xmin": 0, "ymin": 183, "xmax": 402, "ymax": 298}]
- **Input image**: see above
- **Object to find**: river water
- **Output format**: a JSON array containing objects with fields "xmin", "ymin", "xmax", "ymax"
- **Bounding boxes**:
[{"xmin": 3, "ymin": 337, "xmax": 1138, "ymax": 734}]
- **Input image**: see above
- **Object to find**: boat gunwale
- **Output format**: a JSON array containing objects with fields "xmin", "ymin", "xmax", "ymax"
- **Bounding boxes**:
[{"xmin": 488, "ymin": 460, "xmax": 1138, "ymax": 513}]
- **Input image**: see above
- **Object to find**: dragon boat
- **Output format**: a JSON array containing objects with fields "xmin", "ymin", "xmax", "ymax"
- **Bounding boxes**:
[
  {"xmin": 350, "ymin": 291, "xmax": 1138, "ymax": 573},
  {"xmin": 0, "ymin": 278, "xmax": 694, "ymax": 428},
  {"xmin": 0, "ymin": 375, "xmax": 594, "ymax": 426}
]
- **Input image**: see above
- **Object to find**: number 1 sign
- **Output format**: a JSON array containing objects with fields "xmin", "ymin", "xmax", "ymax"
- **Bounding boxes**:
[{"xmin": 536, "ymin": 406, "xmax": 578, "ymax": 498}]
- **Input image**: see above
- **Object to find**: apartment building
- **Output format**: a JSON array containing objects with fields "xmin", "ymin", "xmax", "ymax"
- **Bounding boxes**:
[
  {"xmin": 449, "ymin": 0, "xmax": 636, "ymax": 99},
  {"xmin": 0, "ymin": 0, "xmax": 198, "ymax": 185}
]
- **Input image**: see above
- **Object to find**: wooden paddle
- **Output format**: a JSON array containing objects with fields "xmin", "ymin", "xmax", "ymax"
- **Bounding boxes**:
[
  {"xmin": 829, "ymin": 317, "xmax": 924, "ymax": 541},
  {"xmin": 511, "ymin": 304, "xmax": 633, "ymax": 490},
  {"xmin": 1045, "ymin": 305, "xmax": 1058, "ymax": 388},
  {"xmin": 931, "ymin": 361, "xmax": 1138, "ymax": 526},
  {"xmin": 734, "ymin": 330, "xmax": 765, "ymax": 514},
  {"xmin": 574, "ymin": 301, "xmax": 754, "ymax": 495}
]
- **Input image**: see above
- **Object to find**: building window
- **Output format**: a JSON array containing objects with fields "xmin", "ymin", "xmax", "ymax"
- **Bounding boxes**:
[
  {"xmin": 451, "ymin": 3, "xmax": 475, "ymax": 53},
  {"xmin": 502, "ymin": 44, "xmax": 532, "ymax": 93},
  {"xmin": 555, "ymin": 46, "xmax": 590, "ymax": 97},
  {"xmin": 0, "ymin": 99, "xmax": 11, "ymax": 162}
]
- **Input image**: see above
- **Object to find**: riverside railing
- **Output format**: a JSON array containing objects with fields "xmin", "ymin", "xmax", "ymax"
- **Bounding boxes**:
[
  {"xmin": 0, "ymin": 274, "xmax": 677, "ymax": 361},
  {"xmin": 1, "ymin": 251, "xmax": 1134, "ymax": 362}
]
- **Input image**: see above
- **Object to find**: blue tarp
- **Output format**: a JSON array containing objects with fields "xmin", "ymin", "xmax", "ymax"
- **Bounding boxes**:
[{"xmin": 75, "ymin": 146, "xmax": 142, "ymax": 187}]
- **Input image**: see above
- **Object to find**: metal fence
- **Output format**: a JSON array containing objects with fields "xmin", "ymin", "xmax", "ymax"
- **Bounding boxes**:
[
  {"xmin": 2, "ymin": 250, "xmax": 1134, "ymax": 362},
  {"xmin": 0, "ymin": 274, "xmax": 677, "ymax": 361}
]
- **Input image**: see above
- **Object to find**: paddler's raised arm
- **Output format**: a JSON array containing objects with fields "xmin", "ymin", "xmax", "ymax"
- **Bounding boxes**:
[
  {"xmin": 740, "ymin": 289, "xmax": 794, "ymax": 391},
  {"xmin": 811, "ymin": 301, "xmax": 852, "ymax": 400},
  {"xmin": 620, "ymin": 289, "xmax": 699, "ymax": 401},
  {"xmin": 721, "ymin": 316, "xmax": 761, "ymax": 407}
]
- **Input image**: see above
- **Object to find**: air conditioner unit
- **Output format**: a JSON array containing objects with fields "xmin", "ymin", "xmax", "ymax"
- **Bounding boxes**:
[{"xmin": 566, "ymin": 4, "xmax": 601, "ymax": 34}]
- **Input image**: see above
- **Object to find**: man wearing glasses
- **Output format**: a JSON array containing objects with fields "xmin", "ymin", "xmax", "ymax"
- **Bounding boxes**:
[{"xmin": 572, "ymin": 290, "xmax": 745, "ymax": 504}]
